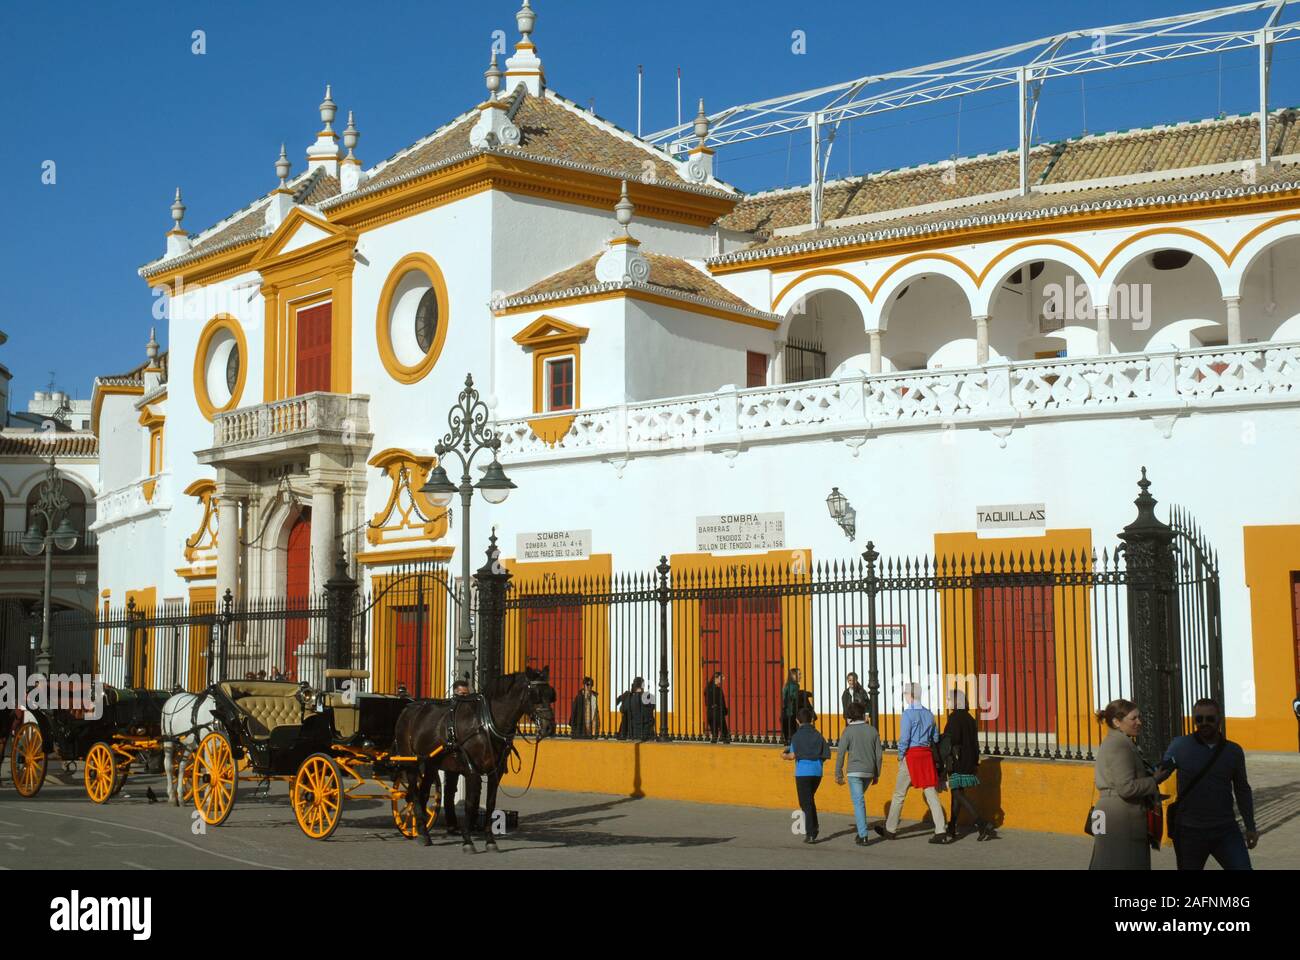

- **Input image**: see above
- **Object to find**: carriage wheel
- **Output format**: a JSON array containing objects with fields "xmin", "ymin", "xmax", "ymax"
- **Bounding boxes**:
[
  {"xmin": 193, "ymin": 732, "xmax": 237, "ymax": 826},
  {"xmin": 11, "ymin": 724, "xmax": 47, "ymax": 798},
  {"xmin": 292, "ymin": 754, "xmax": 344, "ymax": 840},
  {"xmin": 84, "ymin": 742, "xmax": 118, "ymax": 804},
  {"xmin": 390, "ymin": 787, "xmax": 439, "ymax": 838}
]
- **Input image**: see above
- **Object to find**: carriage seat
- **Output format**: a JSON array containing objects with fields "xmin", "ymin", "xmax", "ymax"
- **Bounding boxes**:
[
  {"xmin": 218, "ymin": 681, "xmax": 306, "ymax": 740},
  {"xmin": 324, "ymin": 669, "xmax": 370, "ymax": 681}
]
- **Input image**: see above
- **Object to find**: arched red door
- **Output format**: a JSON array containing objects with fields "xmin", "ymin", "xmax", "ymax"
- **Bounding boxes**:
[{"xmin": 284, "ymin": 510, "xmax": 312, "ymax": 680}]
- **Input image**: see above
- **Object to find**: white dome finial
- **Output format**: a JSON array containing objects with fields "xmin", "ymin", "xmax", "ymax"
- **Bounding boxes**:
[
  {"xmin": 343, "ymin": 111, "xmax": 359, "ymax": 159},
  {"xmin": 517, "ymin": 0, "xmax": 536, "ymax": 40},
  {"xmin": 276, "ymin": 143, "xmax": 291, "ymax": 187},
  {"xmin": 319, "ymin": 84, "xmax": 337, "ymax": 133},
  {"xmin": 485, "ymin": 53, "xmax": 502, "ymax": 98},
  {"xmin": 614, "ymin": 180, "xmax": 634, "ymax": 232},
  {"xmin": 170, "ymin": 188, "xmax": 186, "ymax": 230},
  {"xmin": 146, "ymin": 327, "xmax": 160, "ymax": 363},
  {"xmin": 694, "ymin": 99, "xmax": 709, "ymax": 142}
]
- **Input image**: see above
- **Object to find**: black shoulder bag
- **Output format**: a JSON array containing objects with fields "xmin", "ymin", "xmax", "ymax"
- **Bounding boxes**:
[{"xmin": 1165, "ymin": 738, "xmax": 1228, "ymax": 839}]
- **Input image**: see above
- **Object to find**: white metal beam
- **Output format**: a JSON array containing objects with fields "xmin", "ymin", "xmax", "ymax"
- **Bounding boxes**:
[{"xmin": 649, "ymin": 2, "xmax": 1300, "ymax": 155}]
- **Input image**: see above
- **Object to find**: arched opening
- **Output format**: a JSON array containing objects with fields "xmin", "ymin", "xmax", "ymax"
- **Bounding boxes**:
[
  {"xmin": 882, "ymin": 273, "xmax": 978, "ymax": 370},
  {"xmin": 987, "ymin": 259, "xmax": 1098, "ymax": 360},
  {"xmin": 25, "ymin": 480, "xmax": 87, "ymax": 544},
  {"xmin": 1112, "ymin": 249, "xmax": 1225, "ymax": 353},
  {"xmin": 285, "ymin": 508, "xmax": 312, "ymax": 679},
  {"xmin": 1238, "ymin": 234, "xmax": 1300, "ymax": 344},
  {"xmin": 784, "ymin": 289, "xmax": 868, "ymax": 381}
]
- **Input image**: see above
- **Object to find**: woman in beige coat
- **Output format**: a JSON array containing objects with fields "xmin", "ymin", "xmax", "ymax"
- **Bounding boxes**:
[{"xmin": 1089, "ymin": 699, "xmax": 1169, "ymax": 870}]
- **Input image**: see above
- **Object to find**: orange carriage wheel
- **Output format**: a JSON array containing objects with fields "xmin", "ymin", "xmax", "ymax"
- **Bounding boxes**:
[
  {"xmin": 192, "ymin": 731, "xmax": 237, "ymax": 826},
  {"xmin": 11, "ymin": 724, "xmax": 47, "ymax": 798},
  {"xmin": 84, "ymin": 742, "xmax": 118, "ymax": 804},
  {"xmin": 292, "ymin": 754, "xmax": 344, "ymax": 840},
  {"xmin": 390, "ymin": 787, "xmax": 439, "ymax": 839}
]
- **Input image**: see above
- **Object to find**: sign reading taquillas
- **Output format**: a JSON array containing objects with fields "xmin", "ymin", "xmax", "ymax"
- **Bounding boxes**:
[{"xmin": 976, "ymin": 503, "xmax": 1046, "ymax": 536}]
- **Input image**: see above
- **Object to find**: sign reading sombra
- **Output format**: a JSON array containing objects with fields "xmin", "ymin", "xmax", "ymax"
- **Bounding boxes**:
[
  {"xmin": 696, "ymin": 513, "xmax": 785, "ymax": 553},
  {"xmin": 517, "ymin": 529, "xmax": 592, "ymax": 562},
  {"xmin": 976, "ymin": 503, "xmax": 1046, "ymax": 536}
]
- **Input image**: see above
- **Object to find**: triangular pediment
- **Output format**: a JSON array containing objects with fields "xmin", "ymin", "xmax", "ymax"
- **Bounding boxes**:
[
  {"xmin": 512, "ymin": 314, "xmax": 589, "ymax": 349},
  {"xmin": 251, "ymin": 207, "xmax": 352, "ymax": 271}
]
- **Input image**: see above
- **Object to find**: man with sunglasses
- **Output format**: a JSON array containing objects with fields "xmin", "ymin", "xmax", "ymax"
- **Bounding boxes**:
[{"xmin": 1158, "ymin": 698, "xmax": 1258, "ymax": 870}]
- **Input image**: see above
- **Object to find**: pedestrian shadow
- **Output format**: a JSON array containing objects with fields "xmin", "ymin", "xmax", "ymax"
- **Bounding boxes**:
[
  {"xmin": 1251, "ymin": 779, "xmax": 1300, "ymax": 836},
  {"xmin": 971, "ymin": 758, "xmax": 1005, "ymax": 830}
]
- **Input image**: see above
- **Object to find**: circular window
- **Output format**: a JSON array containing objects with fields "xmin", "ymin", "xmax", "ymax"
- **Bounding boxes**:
[
  {"xmin": 193, "ymin": 315, "xmax": 248, "ymax": 421},
  {"xmin": 377, "ymin": 253, "xmax": 449, "ymax": 384}
]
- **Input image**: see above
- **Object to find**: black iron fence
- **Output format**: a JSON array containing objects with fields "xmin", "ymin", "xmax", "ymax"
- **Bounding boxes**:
[{"xmin": 2, "ymin": 475, "xmax": 1223, "ymax": 765}]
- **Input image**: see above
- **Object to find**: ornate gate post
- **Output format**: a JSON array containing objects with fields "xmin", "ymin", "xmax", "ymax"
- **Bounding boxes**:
[
  {"xmin": 216, "ymin": 589, "xmax": 233, "ymax": 684},
  {"xmin": 474, "ymin": 532, "xmax": 512, "ymax": 690},
  {"xmin": 125, "ymin": 597, "xmax": 139, "ymax": 689},
  {"xmin": 324, "ymin": 552, "xmax": 358, "ymax": 678},
  {"xmin": 656, "ymin": 556, "xmax": 672, "ymax": 742},
  {"xmin": 1117, "ymin": 468, "xmax": 1181, "ymax": 760},
  {"xmin": 862, "ymin": 541, "xmax": 881, "ymax": 730}
]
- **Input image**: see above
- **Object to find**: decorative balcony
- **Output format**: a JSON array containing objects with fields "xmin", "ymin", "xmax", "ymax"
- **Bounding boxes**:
[
  {"xmin": 494, "ymin": 341, "xmax": 1300, "ymax": 463},
  {"xmin": 197, "ymin": 393, "xmax": 372, "ymax": 467}
]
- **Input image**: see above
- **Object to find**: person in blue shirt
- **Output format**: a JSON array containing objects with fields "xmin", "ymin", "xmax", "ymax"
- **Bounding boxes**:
[
  {"xmin": 781, "ymin": 707, "xmax": 830, "ymax": 844},
  {"xmin": 1158, "ymin": 697, "xmax": 1258, "ymax": 870},
  {"xmin": 875, "ymin": 683, "xmax": 951, "ymax": 844}
]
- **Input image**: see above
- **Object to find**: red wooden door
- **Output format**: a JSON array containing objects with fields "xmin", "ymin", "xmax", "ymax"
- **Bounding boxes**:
[
  {"xmin": 284, "ymin": 511, "xmax": 312, "ymax": 681},
  {"xmin": 524, "ymin": 599, "xmax": 582, "ymax": 718},
  {"xmin": 746, "ymin": 351, "xmax": 768, "ymax": 388},
  {"xmin": 393, "ymin": 607, "xmax": 432, "ymax": 698},
  {"xmin": 976, "ymin": 582, "xmax": 1056, "ymax": 734},
  {"xmin": 296, "ymin": 303, "xmax": 332, "ymax": 395},
  {"xmin": 700, "ymin": 596, "xmax": 783, "ymax": 737}
]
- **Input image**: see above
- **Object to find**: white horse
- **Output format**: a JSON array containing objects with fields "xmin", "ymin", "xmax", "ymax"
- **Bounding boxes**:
[{"xmin": 161, "ymin": 691, "xmax": 222, "ymax": 806}]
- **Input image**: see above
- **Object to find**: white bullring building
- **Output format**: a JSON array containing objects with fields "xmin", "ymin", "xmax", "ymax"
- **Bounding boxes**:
[{"xmin": 93, "ymin": 3, "xmax": 1300, "ymax": 750}]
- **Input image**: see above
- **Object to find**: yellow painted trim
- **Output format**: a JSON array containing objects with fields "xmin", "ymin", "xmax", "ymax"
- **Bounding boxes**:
[
  {"xmin": 532, "ymin": 343, "xmax": 580, "ymax": 414},
  {"xmin": 670, "ymin": 550, "xmax": 813, "ymax": 741},
  {"xmin": 364, "ymin": 448, "xmax": 450, "ymax": 547},
  {"xmin": 183, "ymin": 479, "xmax": 219, "ymax": 564},
  {"xmin": 933, "ymin": 529, "xmax": 1095, "ymax": 750},
  {"xmin": 771, "ymin": 268, "xmax": 874, "ymax": 311},
  {"xmin": 141, "ymin": 478, "xmax": 158, "ymax": 504},
  {"xmin": 504, "ymin": 554, "xmax": 614, "ymax": 728},
  {"xmin": 187, "ymin": 586, "xmax": 217, "ymax": 691},
  {"xmin": 512, "ymin": 314, "xmax": 589, "ymax": 348},
  {"xmin": 124, "ymin": 587, "xmax": 158, "ymax": 684},
  {"xmin": 192, "ymin": 314, "xmax": 248, "ymax": 423},
  {"xmin": 711, "ymin": 189, "xmax": 1300, "ymax": 276},
  {"xmin": 90, "ymin": 384, "xmax": 144, "ymax": 437},
  {"xmin": 506, "ymin": 738, "xmax": 1096, "ymax": 836},
  {"xmin": 175, "ymin": 565, "xmax": 217, "ymax": 582},
  {"xmin": 368, "ymin": 568, "xmax": 453, "ymax": 695},
  {"xmin": 525, "ymin": 413, "xmax": 577, "ymax": 445},
  {"xmin": 356, "ymin": 545, "xmax": 456, "ymax": 566},
  {"xmin": 375, "ymin": 253, "xmax": 450, "ymax": 384},
  {"xmin": 1240, "ymin": 525, "xmax": 1300, "ymax": 751}
]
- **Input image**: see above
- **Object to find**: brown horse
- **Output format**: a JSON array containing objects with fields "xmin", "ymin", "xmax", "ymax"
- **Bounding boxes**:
[{"xmin": 393, "ymin": 668, "xmax": 556, "ymax": 851}]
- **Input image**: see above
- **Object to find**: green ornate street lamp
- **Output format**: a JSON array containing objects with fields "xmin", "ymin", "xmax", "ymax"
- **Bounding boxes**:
[
  {"xmin": 420, "ymin": 374, "xmax": 516, "ymax": 689},
  {"xmin": 21, "ymin": 458, "xmax": 79, "ymax": 674}
]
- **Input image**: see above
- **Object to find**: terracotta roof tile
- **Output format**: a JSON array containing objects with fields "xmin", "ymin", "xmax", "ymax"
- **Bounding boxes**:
[
  {"xmin": 0, "ymin": 434, "xmax": 98, "ymax": 458},
  {"xmin": 722, "ymin": 111, "xmax": 1300, "ymax": 240},
  {"xmin": 95, "ymin": 351, "xmax": 168, "ymax": 388},
  {"xmin": 506, "ymin": 251, "xmax": 761, "ymax": 316}
]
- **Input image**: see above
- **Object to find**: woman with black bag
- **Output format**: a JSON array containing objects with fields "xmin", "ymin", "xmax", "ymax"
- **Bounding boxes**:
[
  {"xmin": 1088, "ymin": 699, "xmax": 1170, "ymax": 870},
  {"xmin": 941, "ymin": 689, "xmax": 995, "ymax": 841}
]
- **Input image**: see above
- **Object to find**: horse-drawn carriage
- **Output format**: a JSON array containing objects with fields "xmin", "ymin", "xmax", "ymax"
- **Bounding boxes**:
[
  {"xmin": 186, "ymin": 669, "xmax": 439, "ymax": 840},
  {"xmin": 186, "ymin": 667, "xmax": 557, "ymax": 845},
  {"xmin": 5, "ymin": 684, "xmax": 173, "ymax": 803}
]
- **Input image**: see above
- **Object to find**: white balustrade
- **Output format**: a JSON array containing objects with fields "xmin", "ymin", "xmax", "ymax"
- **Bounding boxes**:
[{"xmin": 491, "ymin": 341, "xmax": 1300, "ymax": 464}]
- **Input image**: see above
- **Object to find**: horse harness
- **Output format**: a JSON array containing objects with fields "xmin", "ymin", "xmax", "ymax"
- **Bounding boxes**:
[{"xmin": 442, "ymin": 681, "xmax": 547, "ymax": 776}]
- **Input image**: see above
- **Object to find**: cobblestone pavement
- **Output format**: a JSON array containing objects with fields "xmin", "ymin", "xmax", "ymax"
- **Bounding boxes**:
[{"xmin": 1, "ymin": 752, "xmax": 1294, "ymax": 870}]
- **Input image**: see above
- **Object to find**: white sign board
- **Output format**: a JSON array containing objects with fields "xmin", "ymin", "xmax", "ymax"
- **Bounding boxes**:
[
  {"xmin": 516, "ymin": 529, "xmax": 592, "ymax": 562},
  {"xmin": 696, "ymin": 513, "xmax": 785, "ymax": 553},
  {"xmin": 837, "ymin": 624, "xmax": 907, "ymax": 648},
  {"xmin": 976, "ymin": 503, "xmax": 1046, "ymax": 537}
]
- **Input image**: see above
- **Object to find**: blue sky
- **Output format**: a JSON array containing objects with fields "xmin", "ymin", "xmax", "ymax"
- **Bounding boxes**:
[{"xmin": 2, "ymin": 0, "xmax": 1296, "ymax": 404}]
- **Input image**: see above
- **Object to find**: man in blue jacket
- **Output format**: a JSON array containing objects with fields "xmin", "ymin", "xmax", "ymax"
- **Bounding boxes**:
[
  {"xmin": 782, "ymin": 707, "xmax": 830, "ymax": 844},
  {"xmin": 1159, "ymin": 697, "xmax": 1258, "ymax": 870}
]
